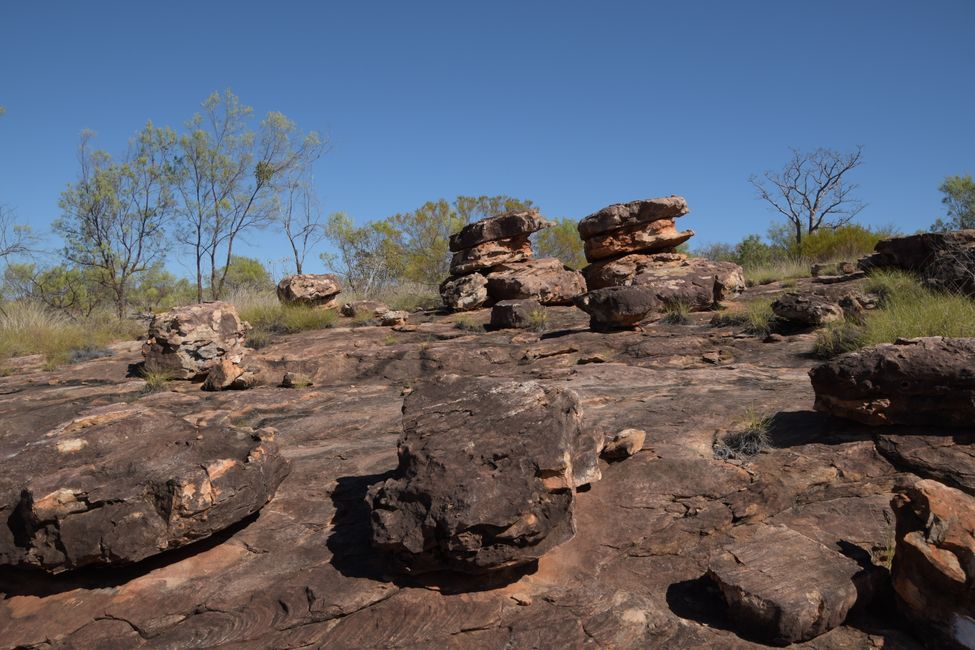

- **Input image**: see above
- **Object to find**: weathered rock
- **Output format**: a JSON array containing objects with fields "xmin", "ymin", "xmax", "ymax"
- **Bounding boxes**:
[
  {"xmin": 449, "ymin": 235, "xmax": 533, "ymax": 275},
  {"xmin": 772, "ymin": 292, "xmax": 845, "ymax": 327},
  {"xmin": 0, "ymin": 405, "xmax": 290, "ymax": 572},
  {"xmin": 368, "ymin": 375, "xmax": 600, "ymax": 574},
  {"xmin": 860, "ymin": 230, "xmax": 975, "ymax": 296},
  {"xmin": 576, "ymin": 286, "xmax": 659, "ymax": 330},
  {"xmin": 707, "ymin": 524, "xmax": 864, "ymax": 644},
  {"xmin": 489, "ymin": 299, "xmax": 545, "ymax": 330},
  {"xmin": 891, "ymin": 479, "xmax": 975, "ymax": 649},
  {"xmin": 202, "ymin": 358, "xmax": 245, "ymax": 391},
  {"xmin": 142, "ymin": 301, "xmax": 248, "ymax": 380},
  {"xmin": 379, "ymin": 310, "xmax": 409, "ymax": 327},
  {"xmin": 600, "ymin": 428, "xmax": 645, "ymax": 460},
  {"xmin": 281, "ymin": 371, "xmax": 313, "ymax": 388},
  {"xmin": 448, "ymin": 209, "xmax": 553, "ymax": 252},
  {"xmin": 577, "ymin": 196, "xmax": 690, "ymax": 239},
  {"xmin": 439, "ymin": 272, "xmax": 489, "ymax": 311},
  {"xmin": 340, "ymin": 300, "xmax": 389, "ymax": 318},
  {"xmin": 276, "ymin": 273, "xmax": 342, "ymax": 307},
  {"xmin": 877, "ymin": 432, "xmax": 975, "ymax": 496},
  {"xmin": 810, "ymin": 337, "xmax": 975, "ymax": 426},
  {"xmin": 485, "ymin": 258, "xmax": 586, "ymax": 305},
  {"xmin": 583, "ymin": 220, "xmax": 695, "ymax": 262}
]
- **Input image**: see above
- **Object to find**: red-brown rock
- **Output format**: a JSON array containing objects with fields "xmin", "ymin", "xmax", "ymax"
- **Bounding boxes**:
[
  {"xmin": 142, "ymin": 301, "xmax": 248, "ymax": 380},
  {"xmin": 486, "ymin": 258, "xmax": 586, "ymax": 305},
  {"xmin": 276, "ymin": 274, "xmax": 342, "ymax": 307},
  {"xmin": 440, "ymin": 272, "xmax": 489, "ymax": 311},
  {"xmin": 449, "ymin": 235, "xmax": 533, "ymax": 275},
  {"xmin": 577, "ymin": 196, "xmax": 690, "ymax": 239},
  {"xmin": 448, "ymin": 210, "xmax": 553, "ymax": 252},
  {"xmin": 583, "ymin": 220, "xmax": 695, "ymax": 262}
]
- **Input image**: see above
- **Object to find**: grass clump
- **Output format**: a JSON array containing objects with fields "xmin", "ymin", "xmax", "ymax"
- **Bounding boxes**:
[
  {"xmin": 233, "ymin": 291, "xmax": 338, "ymax": 344},
  {"xmin": 527, "ymin": 308, "xmax": 549, "ymax": 332},
  {"xmin": 744, "ymin": 258, "xmax": 811, "ymax": 287},
  {"xmin": 713, "ymin": 409, "xmax": 773, "ymax": 461},
  {"xmin": 453, "ymin": 315, "xmax": 484, "ymax": 332},
  {"xmin": 743, "ymin": 299, "xmax": 777, "ymax": 337},
  {"xmin": 661, "ymin": 300, "xmax": 690, "ymax": 325},
  {"xmin": 140, "ymin": 367, "xmax": 173, "ymax": 393}
]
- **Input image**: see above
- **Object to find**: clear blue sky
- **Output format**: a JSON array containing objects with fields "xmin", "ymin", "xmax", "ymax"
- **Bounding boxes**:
[{"xmin": 1, "ymin": 1, "xmax": 972, "ymax": 277}]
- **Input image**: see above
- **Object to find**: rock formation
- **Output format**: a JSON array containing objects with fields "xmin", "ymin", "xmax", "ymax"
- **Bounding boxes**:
[
  {"xmin": 576, "ymin": 285, "xmax": 661, "ymax": 330},
  {"xmin": 891, "ymin": 479, "xmax": 975, "ymax": 649},
  {"xmin": 772, "ymin": 292, "xmax": 845, "ymax": 327},
  {"xmin": 276, "ymin": 273, "xmax": 342, "ymax": 307},
  {"xmin": 440, "ymin": 209, "xmax": 585, "ymax": 310},
  {"xmin": 810, "ymin": 336, "xmax": 975, "ymax": 426},
  {"xmin": 489, "ymin": 299, "xmax": 544, "ymax": 330},
  {"xmin": 860, "ymin": 229, "xmax": 975, "ymax": 296},
  {"xmin": 368, "ymin": 375, "xmax": 601, "ymax": 574},
  {"xmin": 0, "ymin": 404, "xmax": 290, "ymax": 572},
  {"xmin": 142, "ymin": 301, "xmax": 249, "ymax": 381},
  {"xmin": 576, "ymin": 197, "xmax": 744, "ymax": 326}
]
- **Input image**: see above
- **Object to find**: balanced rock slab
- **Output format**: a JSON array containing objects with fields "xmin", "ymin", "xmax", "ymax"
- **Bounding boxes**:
[
  {"xmin": 577, "ymin": 196, "xmax": 690, "ymax": 240},
  {"xmin": 368, "ymin": 375, "xmax": 600, "ymax": 574},
  {"xmin": 583, "ymin": 220, "xmax": 695, "ymax": 262},
  {"xmin": 276, "ymin": 273, "xmax": 342, "ymax": 307},
  {"xmin": 707, "ymin": 525, "xmax": 863, "ymax": 644},
  {"xmin": 485, "ymin": 258, "xmax": 586, "ymax": 305},
  {"xmin": 450, "ymin": 235, "xmax": 533, "ymax": 275},
  {"xmin": 576, "ymin": 286, "xmax": 659, "ymax": 330},
  {"xmin": 440, "ymin": 272, "xmax": 488, "ymax": 311},
  {"xmin": 810, "ymin": 337, "xmax": 975, "ymax": 426},
  {"xmin": 0, "ymin": 405, "xmax": 290, "ymax": 572},
  {"xmin": 448, "ymin": 209, "xmax": 553, "ymax": 252},
  {"xmin": 772, "ymin": 292, "xmax": 844, "ymax": 327},
  {"xmin": 583, "ymin": 254, "xmax": 745, "ymax": 307},
  {"xmin": 891, "ymin": 479, "xmax": 975, "ymax": 649},
  {"xmin": 143, "ymin": 301, "xmax": 248, "ymax": 380}
]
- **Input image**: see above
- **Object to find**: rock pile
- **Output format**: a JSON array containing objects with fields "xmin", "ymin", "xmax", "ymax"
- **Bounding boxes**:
[
  {"xmin": 860, "ymin": 229, "xmax": 975, "ymax": 296},
  {"xmin": 440, "ymin": 210, "xmax": 585, "ymax": 311},
  {"xmin": 143, "ymin": 301, "xmax": 250, "ymax": 387},
  {"xmin": 276, "ymin": 273, "xmax": 342, "ymax": 307},
  {"xmin": 368, "ymin": 375, "xmax": 603, "ymax": 574},
  {"xmin": 0, "ymin": 404, "xmax": 290, "ymax": 572},
  {"xmin": 575, "ymin": 197, "xmax": 744, "ymax": 329}
]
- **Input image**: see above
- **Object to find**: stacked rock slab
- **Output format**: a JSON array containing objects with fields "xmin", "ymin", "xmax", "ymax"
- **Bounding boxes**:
[
  {"xmin": 368, "ymin": 375, "xmax": 602, "ymax": 574},
  {"xmin": 143, "ymin": 301, "xmax": 249, "ymax": 381},
  {"xmin": 276, "ymin": 273, "xmax": 342, "ymax": 308},
  {"xmin": 576, "ymin": 196, "xmax": 744, "ymax": 329},
  {"xmin": 440, "ymin": 210, "xmax": 585, "ymax": 311}
]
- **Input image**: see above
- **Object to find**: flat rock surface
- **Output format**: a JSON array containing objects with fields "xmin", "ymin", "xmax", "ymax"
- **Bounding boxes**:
[{"xmin": 0, "ymin": 275, "xmax": 928, "ymax": 648}]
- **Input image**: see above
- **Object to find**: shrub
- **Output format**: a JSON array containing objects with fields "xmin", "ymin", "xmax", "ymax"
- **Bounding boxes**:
[
  {"xmin": 813, "ymin": 321, "xmax": 864, "ymax": 358},
  {"xmin": 141, "ymin": 368, "xmax": 172, "ymax": 393},
  {"xmin": 713, "ymin": 409, "xmax": 773, "ymax": 460},
  {"xmin": 798, "ymin": 224, "xmax": 896, "ymax": 262},
  {"xmin": 526, "ymin": 308, "xmax": 549, "ymax": 332}
]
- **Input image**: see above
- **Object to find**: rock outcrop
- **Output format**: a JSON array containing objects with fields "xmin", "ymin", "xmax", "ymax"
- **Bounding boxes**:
[
  {"xmin": 810, "ymin": 336, "xmax": 975, "ymax": 426},
  {"xmin": 368, "ymin": 375, "xmax": 601, "ymax": 574},
  {"xmin": 575, "ymin": 285, "xmax": 660, "ymax": 330},
  {"xmin": 860, "ymin": 230, "xmax": 975, "ymax": 296},
  {"xmin": 142, "ymin": 301, "xmax": 248, "ymax": 380},
  {"xmin": 276, "ymin": 274, "xmax": 342, "ymax": 307},
  {"xmin": 891, "ymin": 479, "xmax": 975, "ymax": 649},
  {"xmin": 0, "ymin": 405, "xmax": 290, "ymax": 572},
  {"xmin": 441, "ymin": 210, "xmax": 585, "ymax": 310},
  {"xmin": 772, "ymin": 292, "xmax": 845, "ymax": 327}
]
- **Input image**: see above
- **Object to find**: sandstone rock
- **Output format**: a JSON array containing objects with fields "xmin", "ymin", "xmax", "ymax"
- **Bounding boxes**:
[
  {"xmin": 583, "ymin": 254, "xmax": 745, "ymax": 308},
  {"xmin": 877, "ymin": 432, "xmax": 975, "ymax": 496},
  {"xmin": 340, "ymin": 300, "xmax": 389, "ymax": 318},
  {"xmin": 368, "ymin": 375, "xmax": 600, "ymax": 574},
  {"xmin": 448, "ymin": 209, "xmax": 553, "ymax": 252},
  {"xmin": 707, "ymin": 524, "xmax": 863, "ymax": 644},
  {"xmin": 891, "ymin": 479, "xmax": 975, "ymax": 649},
  {"xmin": 202, "ymin": 358, "xmax": 245, "ymax": 391},
  {"xmin": 142, "ymin": 301, "xmax": 248, "ymax": 380},
  {"xmin": 771, "ymin": 292, "xmax": 844, "ymax": 327},
  {"xmin": 583, "ymin": 220, "xmax": 695, "ymax": 262},
  {"xmin": 276, "ymin": 273, "xmax": 342, "ymax": 307},
  {"xmin": 810, "ymin": 337, "xmax": 975, "ymax": 426},
  {"xmin": 0, "ymin": 405, "xmax": 290, "ymax": 572},
  {"xmin": 860, "ymin": 230, "xmax": 975, "ymax": 296},
  {"xmin": 577, "ymin": 196, "xmax": 690, "ymax": 240},
  {"xmin": 601, "ymin": 428, "xmax": 645, "ymax": 460},
  {"xmin": 281, "ymin": 371, "xmax": 313, "ymax": 388},
  {"xmin": 440, "ymin": 272, "xmax": 489, "ymax": 311},
  {"xmin": 576, "ymin": 286, "xmax": 659, "ymax": 330},
  {"xmin": 449, "ymin": 236, "xmax": 533, "ymax": 275},
  {"xmin": 489, "ymin": 299, "xmax": 545, "ymax": 330},
  {"xmin": 485, "ymin": 258, "xmax": 586, "ymax": 305},
  {"xmin": 379, "ymin": 310, "xmax": 409, "ymax": 327}
]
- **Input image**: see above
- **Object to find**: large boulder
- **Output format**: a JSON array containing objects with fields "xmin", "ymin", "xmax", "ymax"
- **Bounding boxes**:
[
  {"xmin": 0, "ymin": 404, "xmax": 290, "ymax": 572},
  {"xmin": 485, "ymin": 258, "xmax": 586, "ymax": 305},
  {"xmin": 575, "ymin": 285, "xmax": 659, "ymax": 331},
  {"xmin": 891, "ymin": 479, "xmax": 975, "ymax": 649},
  {"xmin": 577, "ymin": 196, "xmax": 690, "ymax": 240},
  {"xmin": 772, "ymin": 292, "xmax": 845, "ymax": 327},
  {"xmin": 860, "ymin": 230, "xmax": 975, "ymax": 296},
  {"xmin": 142, "ymin": 301, "xmax": 248, "ymax": 380},
  {"xmin": 276, "ymin": 273, "xmax": 342, "ymax": 307},
  {"xmin": 448, "ymin": 209, "xmax": 553, "ymax": 252},
  {"xmin": 449, "ymin": 235, "xmax": 533, "ymax": 275},
  {"xmin": 368, "ymin": 375, "xmax": 600, "ymax": 574},
  {"xmin": 440, "ymin": 272, "xmax": 489, "ymax": 311},
  {"xmin": 810, "ymin": 337, "xmax": 975, "ymax": 426},
  {"xmin": 582, "ymin": 220, "xmax": 695, "ymax": 262},
  {"xmin": 582, "ymin": 254, "xmax": 745, "ymax": 310},
  {"xmin": 489, "ymin": 299, "xmax": 545, "ymax": 330},
  {"xmin": 707, "ymin": 524, "xmax": 864, "ymax": 644}
]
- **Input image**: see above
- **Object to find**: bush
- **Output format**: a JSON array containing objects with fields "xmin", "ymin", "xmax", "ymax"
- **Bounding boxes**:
[
  {"xmin": 798, "ymin": 224, "xmax": 895, "ymax": 262},
  {"xmin": 713, "ymin": 410, "xmax": 773, "ymax": 460},
  {"xmin": 141, "ymin": 367, "xmax": 172, "ymax": 393}
]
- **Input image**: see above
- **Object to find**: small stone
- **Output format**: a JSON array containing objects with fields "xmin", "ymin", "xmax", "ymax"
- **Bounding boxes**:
[
  {"xmin": 281, "ymin": 372, "xmax": 313, "ymax": 388},
  {"xmin": 510, "ymin": 592, "xmax": 533, "ymax": 606},
  {"xmin": 601, "ymin": 428, "xmax": 645, "ymax": 461},
  {"xmin": 379, "ymin": 310, "xmax": 409, "ymax": 327}
]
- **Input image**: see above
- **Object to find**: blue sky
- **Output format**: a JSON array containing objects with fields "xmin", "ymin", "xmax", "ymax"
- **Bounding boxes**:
[{"xmin": 1, "ymin": 1, "xmax": 973, "ymax": 277}]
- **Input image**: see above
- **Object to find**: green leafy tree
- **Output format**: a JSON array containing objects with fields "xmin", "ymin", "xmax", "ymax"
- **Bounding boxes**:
[
  {"xmin": 55, "ymin": 125, "xmax": 175, "ymax": 317},
  {"xmin": 931, "ymin": 175, "xmax": 975, "ymax": 231},
  {"xmin": 129, "ymin": 264, "xmax": 196, "ymax": 312},
  {"xmin": 216, "ymin": 255, "xmax": 273, "ymax": 293},
  {"xmin": 321, "ymin": 212, "xmax": 405, "ymax": 295},
  {"xmin": 534, "ymin": 218, "xmax": 586, "ymax": 269},
  {"xmin": 2, "ymin": 263, "xmax": 109, "ymax": 316}
]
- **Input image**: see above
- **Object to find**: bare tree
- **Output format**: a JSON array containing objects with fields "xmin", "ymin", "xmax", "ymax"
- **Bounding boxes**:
[
  {"xmin": 749, "ymin": 146, "xmax": 865, "ymax": 249},
  {"xmin": 0, "ymin": 205, "xmax": 35, "ymax": 262},
  {"xmin": 279, "ymin": 178, "xmax": 327, "ymax": 274}
]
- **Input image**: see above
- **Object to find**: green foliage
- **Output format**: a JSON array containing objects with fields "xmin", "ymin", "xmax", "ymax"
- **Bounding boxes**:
[
  {"xmin": 661, "ymin": 300, "xmax": 690, "ymax": 325},
  {"xmin": 713, "ymin": 409, "xmax": 773, "ymax": 460},
  {"xmin": 931, "ymin": 175, "xmax": 975, "ymax": 231},
  {"xmin": 140, "ymin": 367, "xmax": 173, "ymax": 393},
  {"xmin": 743, "ymin": 299, "xmax": 776, "ymax": 337},
  {"xmin": 526, "ymin": 307, "xmax": 549, "ymax": 332},
  {"xmin": 534, "ymin": 218, "xmax": 586, "ymax": 269},
  {"xmin": 798, "ymin": 224, "xmax": 894, "ymax": 261},
  {"xmin": 232, "ymin": 290, "xmax": 337, "ymax": 347},
  {"xmin": 322, "ymin": 212, "xmax": 405, "ymax": 295},
  {"xmin": 217, "ymin": 256, "xmax": 272, "ymax": 294},
  {"xmin": 744, "ymin": 259, "xmax": 811, "ymax": 286}
]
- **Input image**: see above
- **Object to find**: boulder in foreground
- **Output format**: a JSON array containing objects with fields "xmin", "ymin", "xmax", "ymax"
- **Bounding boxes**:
[
  {"xmin": 891, "ymin": 479, "xmax": 975, "ymax": 650},
  {"xmin": 810, "ymin": 337, "xmax": 975, "ymax": 426},
  {"xmin": 276, "ymin": 273, "xmax": 342, "ymax": 307},
  {"xmin": 575, "ymin": 285, "xmax": 659, "ymax": 330},
  {"xmin": 0, "ymin": 405, "xmax": 290, "ymax": 572},
  {"xmin": 142, "ymin": 301, "xmax": 248, "ymax": 380},
  {"xmin": 368, "ymin": 375, "xmax": 600, "ymax": 574},
  {"xmin": 707, "ymin": 524, "xmax": 863, "ymax": 644},
  {"xmin": 440, "ymin": 272, "xmax": 489, "ymax": 311}
]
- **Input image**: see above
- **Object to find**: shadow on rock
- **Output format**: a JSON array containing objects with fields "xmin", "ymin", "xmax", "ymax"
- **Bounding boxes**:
[
  {"xmin": 766, "ymin": 410, "xmax": 875, "ymax": 448},
  {"xmin": 0, "ymin": 511, "xmax": 260, "ymax": 599}
]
